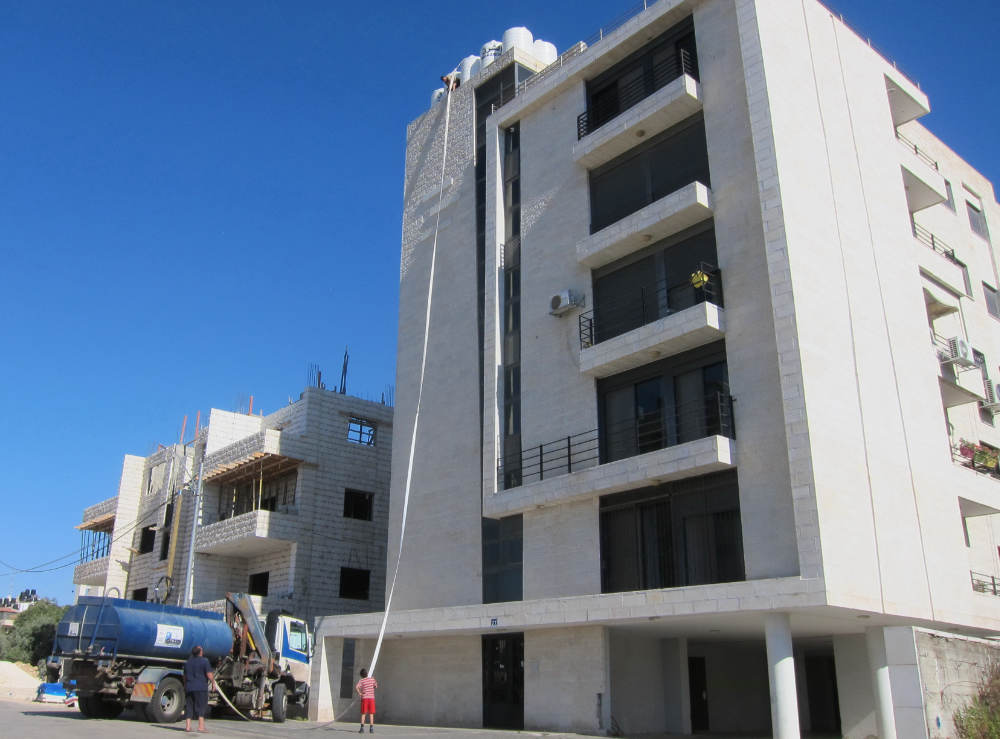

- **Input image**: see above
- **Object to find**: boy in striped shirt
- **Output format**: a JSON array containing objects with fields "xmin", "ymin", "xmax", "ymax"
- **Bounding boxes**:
[{"xmin": 356, "ymin": 668, "xmax": 378, "ymax": 733}]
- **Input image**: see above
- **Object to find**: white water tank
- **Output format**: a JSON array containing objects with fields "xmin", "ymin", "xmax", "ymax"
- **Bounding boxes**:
[
  {"xmin": 532, "ymin": 39, "xmax": 558, "ymax": 65},
  {"xmin": 480, "ymin": 40, "xmax": 503, "ymax": 68},
  {"xmin": 502, "ymin": 27, "xmax": 534, "ymax": 54},
  {"xmin": 431, "ymin": 88, "xmax": 446, "ymax": 105},
  {"xmin": 459, "ymin": 55, "xmax": 481, "ymax": 83}
]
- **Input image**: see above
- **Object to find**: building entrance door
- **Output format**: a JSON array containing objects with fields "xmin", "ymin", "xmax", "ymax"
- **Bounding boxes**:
[
  {"xmin": 482, "ymin": 633, "xmax": 523, "ymax": 729},
  {"xmin": 689, "ymin": 655, "xmax": 709, "ymax": 732}
]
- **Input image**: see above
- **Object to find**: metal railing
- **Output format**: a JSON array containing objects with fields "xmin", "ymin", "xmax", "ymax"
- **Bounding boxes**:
[
  {"xmin": 896, "ymin": 130, "xmax": 939, "ymax": 171},
  {"xmin": 497, "ymin": 391, "xmax": 734, "ymax": 490},
  {"xmin": 912, "ymin": 222, "xmax": 957, "ymax": 263},
  {"xmin": 80, "ymin": 530, "xmax": 111, "ymax": 563},
  {"xmin": 972, "ymin": 571, "xmax": 1000, "ymax": 596},
  {"xmin": 952, "ymin": 443, "xmax": 1000, "ymax": 479},
  {"xmin": 579, "ymin": 265, "xmax": 721, "ymax": 349},
  {"xmin": 577, "ymin": 48, "xmax": 697, "ymax": 139}
]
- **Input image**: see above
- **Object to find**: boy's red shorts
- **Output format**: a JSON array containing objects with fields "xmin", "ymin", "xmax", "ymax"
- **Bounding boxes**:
[{"xmin": 362, "ymin": 698, "xmax": 376, "ymax": 714}]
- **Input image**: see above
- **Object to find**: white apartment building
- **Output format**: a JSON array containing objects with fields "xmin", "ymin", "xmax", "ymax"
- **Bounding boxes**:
[
  {"xmin": 73, "ymin": 386, "xmax": 393, "ymax": 624},
  {"xmin": 310, "ymin": 1, "xmax": 1000, "ymax": 736}
]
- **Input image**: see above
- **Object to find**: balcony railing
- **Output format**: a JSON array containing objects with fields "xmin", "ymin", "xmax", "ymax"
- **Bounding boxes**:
[
  {"xmin": 971, "ymin": 571, "xmax": 1000, "ymax": 596},
  {"xmin": 912, "ymin": 222, "xmax": 958, "ymax": 263},
  {"xmin": 79, "ymin": 530, "xmax": 111, "ymax": 563},
  {"xmin": 896, "ymin": 130, "xmax": 939, "ymax": 171},
  {"xmin": 579, "ymin": 265, "xmax": 721, "ymax": 349},
  {"xmin": 497, "ymin": 391, "xmax": 734, "ymax": 489},
  {"xmin": 953, "ymin": 442, "xmax": 1000, "ymax": 480},
  {"xmin": 577, "ymin": 48, "xmax": 698, "ymax": 139}
]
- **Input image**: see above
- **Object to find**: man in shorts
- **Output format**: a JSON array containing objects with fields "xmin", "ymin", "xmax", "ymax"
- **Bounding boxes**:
[
  {"xmin": 183, "ymin": 645, "xmax": 214, "ymax": 733},
  {"xmin": 355, "ymin": 667, "xmax": 378, "ymax": 733}
]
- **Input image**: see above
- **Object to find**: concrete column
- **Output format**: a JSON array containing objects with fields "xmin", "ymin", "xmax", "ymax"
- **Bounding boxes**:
[
  {"xmin": 662, "ymin": 637, "xmax": 691, "ymax": 734},
  {"xmin": 765, "ymin": 613, "xmax": 801, "ymax": 738},
  {"xmin": 866, "ymin": 627, "xmax": 897, "ymax": 739}
]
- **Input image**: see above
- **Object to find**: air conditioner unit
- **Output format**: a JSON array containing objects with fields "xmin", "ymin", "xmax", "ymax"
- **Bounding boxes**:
[
  {"xmin": 549, "ymin": 290, "xmax": 583, "ymax": 316},
  {"xmin": 947, "ymin": 336, "xmax": 977, "ymax": 368},
  {"xmin": 983, "ymin": 379, "xmax": 1000, "ymax": 412}
]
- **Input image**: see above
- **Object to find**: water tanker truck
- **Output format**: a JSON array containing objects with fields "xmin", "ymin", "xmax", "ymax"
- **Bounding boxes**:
[{"xmin": 51, "ymin": 592, "xmax": 311, "ymax": 723}]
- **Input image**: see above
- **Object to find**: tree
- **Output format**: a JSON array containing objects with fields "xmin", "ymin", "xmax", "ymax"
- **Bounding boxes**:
[{"xmin": 0, "ymin": 600, "xmax": 68, "ymax": 666}]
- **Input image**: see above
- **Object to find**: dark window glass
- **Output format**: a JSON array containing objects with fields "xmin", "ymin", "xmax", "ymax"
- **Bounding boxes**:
[
  {"xmin": 132, "ymin": 588, "xmax": 148, "ymax": 602},
  {"xmin": 945, "ymin": 181, "xmax": 955, "ymax": 210},
  {"xmin": 483, "ymin": 516, "xmax": 523, "ymax": 604},
  {"xmin": 584, "ymin": 17, "xmax": 699, "ymax": 133},
  {"xmin": 339, "ymin": 568, "xmax": 370, "ymax": 600},
  {"xmin": 593, "ymin": 225, "xmax": 720, "ymax": 344},
  {"xmin": 344, "ymin": 489, "xmax": 374, "ymax": 521},
  {"xmin": 600, "ymin": 470, "xmax": 744, "ymax": 592},
  {"xmin": 340, "ymin": 639, "xmax": 356, "ymax": 699},
  {"xmin": 985, "ymin": 283, "xmax": 1000, "ymax": 319},
  {"xmin": 589, "ymin": 116, "xmax": 710, "ymax": 233},
  {"xmin": 138, "ymin": 526, "xmax": 155, "ymax": 554},
  {"xmin": 598, "ymin": 342, "xmax": 731, "ymax": 463},
  {"xmin": 969, "ymin": 202, "xmax": 991, "ymax": 241},
  {"xmin": 159, "ymin": 502, "xmax": 174, "ymax": 561},
  {"xmin": 248, "ymin": 571, "xmax": 269, "ymax": 597}
]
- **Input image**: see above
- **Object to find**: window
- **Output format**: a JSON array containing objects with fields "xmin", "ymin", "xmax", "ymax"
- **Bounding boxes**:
[
  {"xmin": 339, "ymin": 639, "xmax": 356, "ymax": 699},
  {"xmin": 339, "ymin": 568, "xmax": 370, "ymax": 600},
  {"xmin": 159, "ymin": 502, "xmax": 174, "ymax": 561},
  {"xmin": 598, "ymin": 342, "xmax": 730, "ymax": 463},
  {"xmin": 347, "ymin": 417, "xmax": 376, "ymax": 446},
  {"xmin": 945, "ymin": 181, "xmax": 955, "ymax": 210},
  {"xmin": 218, "ymin": 471, "xmax": 297, "ymax": 520},
  {"xmin": 973, "ymin": 350, "xmax": 994, "ymax": 426},
  {"xmin": 984, "ymin": 283, "xmax": 1000, "ymax": 319},
  {"xmin": 482, "ymin": 515, "xmax": 523, "ymax": 604},
  {"xmin": 589, "ymin": 115, "xmax": 710, "ymax": 233},
  {"xmin": 593, "ymin": 224, "xmax": 720, "ymax": 344},
  {"xmin": 600, "ymin": 470, "xmax": 744, "ymax": 593},
  {"xmin": 287, "ymin": 621, "xmax": 308, "ymax": 652},
  {"xmin": 968, "ymin": 201, "xmax": 991, "ymax": 241},
  {"xmin": 138, "ymin": 526, "xmax": 156, "ymax": 554},
  {"xmin": 132, "ymin": 588, "xmax": 148, "ymax": 601},
  {"xmin": 248, "ymin": 571, "xmax": 269, "ymax": 597},
  {"xmin": 343, "ymin": 489, "xmax": 374, "ymax": 521}
]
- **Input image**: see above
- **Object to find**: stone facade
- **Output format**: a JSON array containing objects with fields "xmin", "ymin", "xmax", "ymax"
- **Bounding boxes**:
[{"xmin": 312, "ymin": 0, "xmax": 1000, "ymax": 736}]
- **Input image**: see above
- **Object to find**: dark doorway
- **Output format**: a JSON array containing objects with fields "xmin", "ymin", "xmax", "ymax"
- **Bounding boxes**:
[
  {"xmin": 689, "ymin": 656, "xmax": 709, "ymax": 732},
  {"xmin": 805, "ymin": 654, "xmax": 841, "ymax": 735},
  {"xmin": 483, "ymin": 633, "xmax": 523, "ymax": 729}
]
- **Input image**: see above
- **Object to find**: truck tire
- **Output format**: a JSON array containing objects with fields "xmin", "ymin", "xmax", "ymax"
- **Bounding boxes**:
[
  {"xmin": 271, "ymin": 682, "xmax": 287, "ymax": 723},
  {"xmin": 146, "ymin": 677, "xmax": 185, "ymax": 723},
  {"xmin": 96, "ymin": 699, "xmax": 124, "ymax": 718},
  {"xmin": 77, "ymin": 695, "xmax": 99, "ymax": 718}
]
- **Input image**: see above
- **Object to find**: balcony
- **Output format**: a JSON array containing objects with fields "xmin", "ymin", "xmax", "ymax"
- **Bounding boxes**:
[
  {"xmin": 932, "ymin": 333, "xmax": 986, "ymax": 408},
  {"xmin": 194, "ymin": 509, "xmax": 296, "ymax": 557},
  {"xmin": 579, "ymin": 266, "xmax": 724, "ymax": 376},
  {"xmin": 912, "ymin": 222, "xmax": 967, "ymax": 295},
  {"xmin": 73, "ymin": 556, "xmax": 110, "ymax": 587},
  {"xmin": 578, "ymin": 182, "xmax": 713, "ymax": 270},
  {"xmin": 488, "ymin": 392, "xmax": 735, "ymax": 515},
  {"xmin": 574, "ymin": 75, "xmax": 702, "ymax": 169},
  {"xmin": 897, "ymin": 131, "xmax": 947, "ymax": 213},
  {"xmin": 971, "ymin": 571, "xmax": 1000, "ymax": 597}
]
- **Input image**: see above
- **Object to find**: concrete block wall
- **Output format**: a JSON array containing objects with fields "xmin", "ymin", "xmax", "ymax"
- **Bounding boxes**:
[{"xmin": 525, "ymin": 626, "xmax": 608, "ymax": 734}]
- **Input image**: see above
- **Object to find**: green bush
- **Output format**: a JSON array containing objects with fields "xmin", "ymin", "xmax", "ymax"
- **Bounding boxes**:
[
  {"xmin": 955, "ymin": 661, "xmax": 1000, "ymax": 739},
  {"xmin": 0, "ymin": 601, "xmax": 68, "ymax": 666}
]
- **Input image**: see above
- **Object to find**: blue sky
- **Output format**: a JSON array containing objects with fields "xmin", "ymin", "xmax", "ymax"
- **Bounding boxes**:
[{"xmin": 1, "ymin": 0, "xmax": 997, "ymax": 604}]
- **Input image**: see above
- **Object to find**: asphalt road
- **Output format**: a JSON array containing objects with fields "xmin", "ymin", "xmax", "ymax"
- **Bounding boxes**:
[{"xmin": 0, "ymin": 699, "xmax": 595, "ymax": 739}]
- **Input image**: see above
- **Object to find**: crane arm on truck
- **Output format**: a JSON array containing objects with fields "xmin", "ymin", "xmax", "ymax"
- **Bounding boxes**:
[{"xmin": 225, "ymin": 592, "xmax": 276, "ymax": 675}]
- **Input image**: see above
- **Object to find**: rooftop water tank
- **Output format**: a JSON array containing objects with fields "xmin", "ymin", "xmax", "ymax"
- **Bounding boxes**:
[
  {"xmin": 480, "ymin": 40, "xmax": 503, "ymax": 68},
  {"xmin": 459, "ymin": 55, "xmax": 481, "ymax": 84},
  {"xmin": 502, "ymin": 27, "xmax": 534, "ymax": 54},
  {"xmin": 532, "ymin": 39, "xmax": 558, "ymax": 65}
]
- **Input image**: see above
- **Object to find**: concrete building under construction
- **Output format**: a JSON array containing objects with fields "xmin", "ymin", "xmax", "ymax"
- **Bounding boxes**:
[{"xmin": 72, "ymin": 386, "xmax": 393, "ymax": 623}]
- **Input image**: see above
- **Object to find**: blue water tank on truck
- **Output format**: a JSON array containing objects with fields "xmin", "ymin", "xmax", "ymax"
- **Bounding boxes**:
[{"xmin": 52, "ymin": 593, "xmax": 311, "ymax": 724}]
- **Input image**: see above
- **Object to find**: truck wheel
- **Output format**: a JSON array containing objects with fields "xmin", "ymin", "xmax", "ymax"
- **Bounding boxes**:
[
  {"xmin": 271, "ymin": 682, "xmax": 287, "ymax": 723},
  {"xmin": 77, "ymin": 695, "xmax": 99, "ymax": 718},
  {"xmin": 146, "ymin": 677, "xmax": 184, "ymax": 723}
]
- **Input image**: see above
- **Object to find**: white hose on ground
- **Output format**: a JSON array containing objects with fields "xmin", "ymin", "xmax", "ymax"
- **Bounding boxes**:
[{"xmin": 366, "ymin": 76, "xmax": 458, "ymax": 681}]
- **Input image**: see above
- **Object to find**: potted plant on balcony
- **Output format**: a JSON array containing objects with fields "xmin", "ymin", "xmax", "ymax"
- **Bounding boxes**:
[
  {"xmin": 973, "ymin": 444, "xmax": 999, "ymax": 470},
  {"xmin": 959, "ymin": 439, "xmax": 976, "ymax": 459}
]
